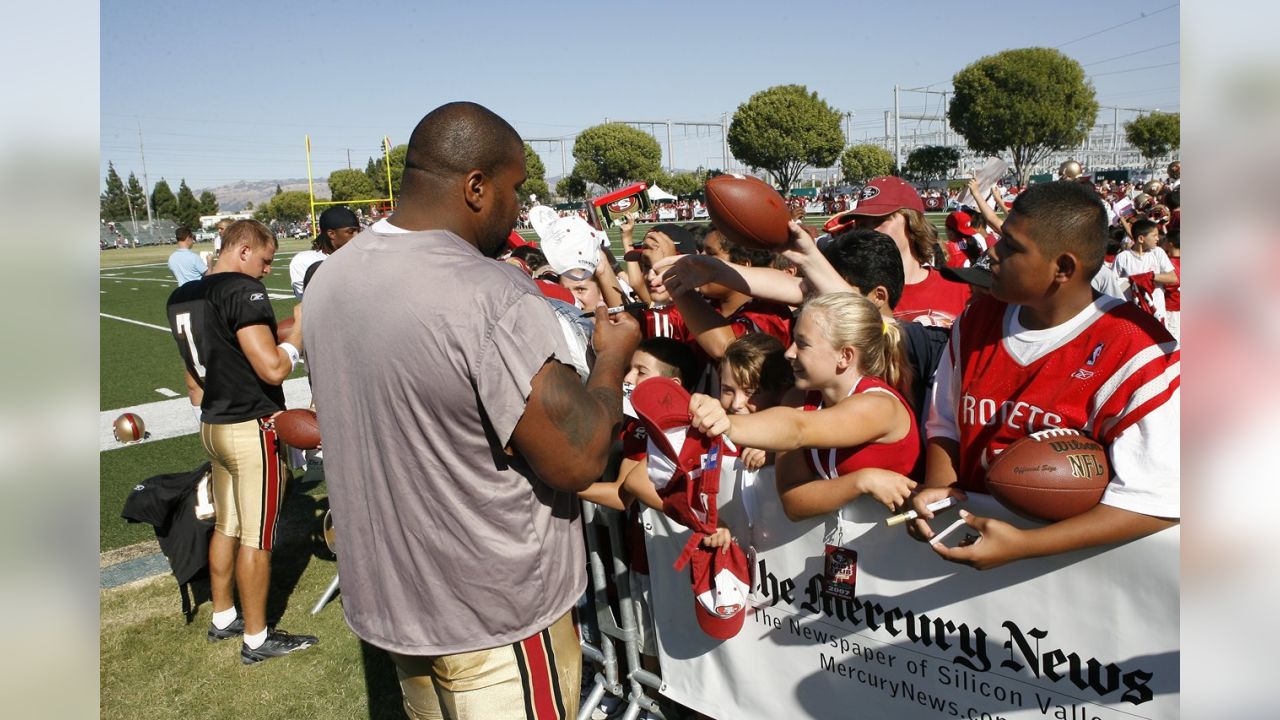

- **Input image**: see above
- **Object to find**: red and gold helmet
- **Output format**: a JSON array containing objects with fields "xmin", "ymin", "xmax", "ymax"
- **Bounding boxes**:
[
  {"xmin": 1144, "ymin": 180, "xmax": 1164, "ymax": 196},
  {"xmin": 113, "ymin": 413, "xmax": 148, "ymax": 443}
]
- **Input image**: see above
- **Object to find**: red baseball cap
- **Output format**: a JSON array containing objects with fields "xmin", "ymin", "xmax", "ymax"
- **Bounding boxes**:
[
  {"xmin": 847, "ymin": 176, "xmax": 925, "ymax": 217},
  {"xmin": 534, "ymin": 279, "xmax": 575, "ymax": 304},
  {"xmin": 692, "ymin": 541, "xmax": 750, "ymax": 640},
  {"xmin": 507, "ymin": 229, "xmax": 536, "ymax": 250},
  {"xmin": 946, "ymin": 210, "xmax": 978, "ymax": 237}
]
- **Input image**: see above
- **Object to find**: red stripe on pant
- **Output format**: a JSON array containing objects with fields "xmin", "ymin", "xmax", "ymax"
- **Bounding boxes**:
[
  {"xmin": 260, "ymin": 420, "xmax": 282, "ymax": 551},
  {"xmin": 519, "ymin": 633, "xmax": 559, "ymax": 720}
]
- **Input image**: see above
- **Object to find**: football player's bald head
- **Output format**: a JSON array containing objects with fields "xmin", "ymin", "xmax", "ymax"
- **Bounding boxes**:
[{"xmin": 403, "ymin": 102, "xmax": 522, "ymax": 188}]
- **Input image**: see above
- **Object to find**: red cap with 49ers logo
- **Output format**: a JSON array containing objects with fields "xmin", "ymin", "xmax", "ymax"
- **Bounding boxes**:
[{"xmin": 847, "ymin": 176, "xmax": 924, "ymax": 217}]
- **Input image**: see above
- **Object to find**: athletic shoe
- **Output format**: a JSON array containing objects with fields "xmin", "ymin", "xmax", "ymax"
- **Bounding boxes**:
[
  {"xmin": 240, "ymin": 630, "xmax": 318, "ymax": 665},
  {"xmin": 207, "ymin": 616, "xmax": 244, "ymax": 642}
]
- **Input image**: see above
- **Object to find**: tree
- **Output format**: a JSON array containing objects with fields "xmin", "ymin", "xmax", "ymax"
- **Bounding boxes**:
[
  {"xmin": 175, "ymin": 179, "xmax": 201, "ymax": 229},
  {"xmin": 366, "ymin": 144, "xmax": 408, "ymax": 198},
  {"xmin": 254, "ymin": 191, "xmax": 311, "ymax": 223},
  {"xmin": 727, "ymin": 84, "xmax": 844, "ymax": 195},
  {"xmin": 522, "ymin": 143, "xmax": 551, "ymax": 203},
  {"xmin": 328, "ymin": 169, "xmax": 378, "ymax": 204},
  {"xmin": 571, "ymin": 123, "xmax": 662, "ymax": 190},
  {"xmin": 840, "ymin": 144, "xmax": 895, "ymax": 184},
  {"xmin": 1125, "ymin": 112, "xmax": 1180, "ymax": 167},
  {"xmin": 556, "ymin": 174, "xmax": 588, "ymax": 201},
  {"xmin": 125, "ymin": 172, "xmax": 147, "ymax": 220},
  {"xmin": 903, "ymin": 146, "xmax": 962, "ymax": 188},
  {"xmin": 100, "ymin": 162, "xmax": 129, "ymax": 221},
  {"xmin": 150, "ymin": 178, "xmax": 178, "ymax": 220},
  {"xmin": 198, "ymin": 190, "xmax": 219, "ymax": 216},
  {"xmin": 275, "ymin": 184, "xmax": 283, "ymax": 196},
  {"xmin": 948, "ymin": 47, "xmax": 1099, "ymax": 186},
  {"xmin": 660, "ymin": 170, "xmax": 704, "ymax": 197}
]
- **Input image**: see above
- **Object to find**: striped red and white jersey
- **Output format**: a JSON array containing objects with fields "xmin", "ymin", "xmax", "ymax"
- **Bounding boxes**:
[{"xmin": 928, "ymin": 294, "xmax": 1179, "ymax": 516}]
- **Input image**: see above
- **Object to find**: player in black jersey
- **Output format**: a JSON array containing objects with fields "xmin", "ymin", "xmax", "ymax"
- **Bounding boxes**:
[{"xmin": 166, "ymin": 219, "xmax": 317, "ymax": 665}]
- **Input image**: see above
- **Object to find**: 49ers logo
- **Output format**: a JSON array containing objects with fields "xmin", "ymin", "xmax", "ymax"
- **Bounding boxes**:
[
  {"xmin": 608, "ymin": 197, "xmax": 635, "ymax": 213},
  {"xmin": 857, "ymin": 185, "xmax": 880, "ymax": 201}
]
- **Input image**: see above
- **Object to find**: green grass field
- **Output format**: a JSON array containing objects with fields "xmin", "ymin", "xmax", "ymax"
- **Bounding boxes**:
[{"xmin": 98, "ymin": 215, "xmax": 953, "ymax": 718}]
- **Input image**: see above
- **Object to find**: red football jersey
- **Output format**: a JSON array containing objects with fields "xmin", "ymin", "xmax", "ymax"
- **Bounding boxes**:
[
  {"xmin": 895, "ymin": 268, "xmax": 971, "ymax": 326},
  {"xmin": 645, "ymin": 304, "xmax": 692, "ymax": 342},
  {"xmin": 951, "ymin": 295, "xmax": 1179, "ymax": 493},
  {"xmin": 728, "ymin": 299, "xmax": 794, "ymax": 347},
  {"xmin": 800, "ymin": 376, "xmax": 920, "ymax": 480}
]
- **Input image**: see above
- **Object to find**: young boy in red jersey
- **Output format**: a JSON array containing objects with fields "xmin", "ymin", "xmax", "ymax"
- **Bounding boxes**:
[{"xmin": 906, "ymin": 181, "xmax": 1179, "ymax": 569}]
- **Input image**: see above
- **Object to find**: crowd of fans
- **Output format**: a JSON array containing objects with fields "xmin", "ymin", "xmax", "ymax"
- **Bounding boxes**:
[{"xmin": 165, "ymin": 97, "xmax": 1179, "ymax": 719}]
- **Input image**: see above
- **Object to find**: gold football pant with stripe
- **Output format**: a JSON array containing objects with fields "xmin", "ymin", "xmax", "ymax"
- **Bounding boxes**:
[
  {"xmin": 389, "ymin": 610, "xmax": 580, "ymax": 720},
  {"xmin": 200, "ymin": 417, "xmax": 287, "ymax": 551}
]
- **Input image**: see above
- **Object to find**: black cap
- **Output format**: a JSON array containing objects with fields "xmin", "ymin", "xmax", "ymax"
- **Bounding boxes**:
[
  {"xmin": 318, "ymin": 206, "xmax": 360, "ymax": 232},
  {"xmin": 641, "ymin": 223, "xmax": 696, "ymax": 255},
  {"xmin": 938, "ymin": 253, "xmax": 993, "ymax": 289}
]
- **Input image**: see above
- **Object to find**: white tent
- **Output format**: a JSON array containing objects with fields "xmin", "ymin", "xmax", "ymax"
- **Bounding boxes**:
[{"xmin": 647, "ymin": 184, "xmax": 677, "ymax": 201}]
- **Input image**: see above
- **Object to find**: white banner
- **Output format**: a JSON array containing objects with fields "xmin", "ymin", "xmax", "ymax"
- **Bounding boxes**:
[{"xmin": 644, "ymin": 459, "xmax": 1179, "ymax": 719}]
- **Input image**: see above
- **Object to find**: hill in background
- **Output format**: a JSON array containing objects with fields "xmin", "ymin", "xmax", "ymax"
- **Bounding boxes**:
[{"xmin": 202, "ymin": 179, "xmax": 330, "ymax": 212}]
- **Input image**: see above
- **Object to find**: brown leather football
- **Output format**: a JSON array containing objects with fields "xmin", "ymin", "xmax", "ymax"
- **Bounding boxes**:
[
  {"xmin": 274, "ymin": 408, "xmax": 321, "ymax": 450},
  {"xmin": 704, "ymin": 174, "xmax": 791, "ymax": 251},
  {"xmin": 984, "ymin": 429, "xmax": 1110, "ymax": 522}
]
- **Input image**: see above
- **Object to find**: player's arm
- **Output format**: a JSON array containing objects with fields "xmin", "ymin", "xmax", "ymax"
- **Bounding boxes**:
[
  {"xmin": 620, "ymin": 457, "xmax": 664, "ymax": 512},
  {"xmin": 237, "ymin": 303, "xmax": 303, "ymax": 386},
  {"xmin": 578, "ymin": 476, "xmax": 631, "ymax": 511},
  {"xmin": 655, "ymin": 254, "xmax": 805, "ymax": 306},
  {"xmin": 183, "ymin": 368, "xmax": 204, "ymax": 407},
  {"xmin": 511, "ymin": 306, "xmax": 641, "ymax": 492},
  {"xmin": 780, "ymin": 220, "xmax": 853, "ymax": 296},
  {"xmin": 668, "ymin": 289, "xmax": 738, "ymax": 360},
  {"xmin": 592, "ymin": 248, "xmax": 626, "ymax": 308},
  {"xmin": 688, "ymin": 391, "xmax": 904, "ymax": 452},
  {"xmin": 931, "ymin": 504, "xmax": 1176, "ymax": 571},
  {"xmin": 1153, "ymin": 251, "xmax": 1178, "ymax": 285}
]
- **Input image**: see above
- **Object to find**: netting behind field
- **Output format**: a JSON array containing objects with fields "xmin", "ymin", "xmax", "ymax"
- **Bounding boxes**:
[{"xmin": 101, "ymin": 220, "xmax": 178, "ymax": 247}]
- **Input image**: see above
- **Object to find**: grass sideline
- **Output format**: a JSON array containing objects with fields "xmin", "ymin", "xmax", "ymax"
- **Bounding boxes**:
[{"xmin": 100, "ymin": 476, "xmax": 410, "ymax": 720}]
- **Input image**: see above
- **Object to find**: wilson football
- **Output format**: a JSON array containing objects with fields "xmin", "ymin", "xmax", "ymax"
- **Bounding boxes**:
[
  {"xmin": 276, "ymin": 317, "xmax": 295, "ymax": 343},
  {"xmin": 984, "ymin": 429, "xmax": 1110, "ymax": 522},
  {"xmin": 274, "ymin": 408, "xmax": 321, "ymax": 450},
  {"xmin": 704, "ymin": 174, "xmax": 791, "ymax": 251}
]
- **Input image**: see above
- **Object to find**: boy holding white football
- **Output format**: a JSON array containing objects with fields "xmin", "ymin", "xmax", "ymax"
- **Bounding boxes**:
[{"xmin": 905, "ymin": 181, "xmax": 1179, "ymax": 569}]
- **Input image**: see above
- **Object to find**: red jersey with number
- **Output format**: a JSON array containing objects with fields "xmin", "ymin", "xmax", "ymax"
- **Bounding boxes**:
[
  {"xmin": 952, "ymin": 295, "xmax": 1179, "ymax": 493},
  {"xmin": 645, "ymin": 304, "xmax": 691, "ymax": 341},
  {"xmin": 801, "ymin": 376, "xmax": 920, "ymax": 479},
  {"xmin": 895, "ymin": 268, "xmax": 971, "ymax": 326}
]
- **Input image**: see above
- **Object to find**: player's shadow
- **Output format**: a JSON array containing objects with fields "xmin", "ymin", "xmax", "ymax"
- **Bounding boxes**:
[{"xmin": 263, "ymin": 476, "xmax": 326, "ymax": 626}]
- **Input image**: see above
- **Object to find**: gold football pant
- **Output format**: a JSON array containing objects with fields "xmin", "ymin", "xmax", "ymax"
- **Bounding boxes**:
[
  {"xmin": 199, "ymin": 417, "xmax": 287, "ymax": 550},
  {"xmin": 389, "ymin": 610, "xmax": 581, "ymax": 720}
]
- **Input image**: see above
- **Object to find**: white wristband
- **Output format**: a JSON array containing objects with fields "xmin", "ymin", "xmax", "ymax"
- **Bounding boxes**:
[
  {"xmin": 278, "ymin": 342, "xmax": 300, "ymax": 372},
  {"xmin": 191, "ymin": 404, "xmax": 203, "ymax": 424}
]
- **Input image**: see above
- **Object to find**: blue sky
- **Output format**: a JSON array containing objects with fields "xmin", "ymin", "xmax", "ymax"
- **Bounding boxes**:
[{"xmin": 100, "ymin": 0, "xmax": 1180, "ymax": 192}]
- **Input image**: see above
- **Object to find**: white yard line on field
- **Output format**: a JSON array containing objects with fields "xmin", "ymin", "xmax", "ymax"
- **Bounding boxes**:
[{"xmin": 100, "ymin": 313, "xmax": 170, "ymax": 332}]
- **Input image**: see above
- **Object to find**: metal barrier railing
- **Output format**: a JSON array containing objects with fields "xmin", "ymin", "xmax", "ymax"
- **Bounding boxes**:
[{"xmin": 579, "ymin": 501, "xmax": 667, "ymax": 720}]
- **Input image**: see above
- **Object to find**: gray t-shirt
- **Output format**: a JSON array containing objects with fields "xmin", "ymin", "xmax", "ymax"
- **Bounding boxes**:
[{"xmin": 303, "ymin": 223, "xmax": 584, "ymax": 655}]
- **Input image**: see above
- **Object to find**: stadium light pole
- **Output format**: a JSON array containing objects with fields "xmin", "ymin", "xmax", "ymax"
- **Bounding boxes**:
[{"xmin": 137, "ymin": 121, "xmax": 156, "ymax": 246}]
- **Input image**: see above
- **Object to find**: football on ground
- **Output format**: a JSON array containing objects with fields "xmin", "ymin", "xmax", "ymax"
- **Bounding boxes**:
[
  {"xmin": 704, "ymin": 174, "xmax": 791, "ymax": 251},
  {"xmin": 984, "ymin": 429, "xmax": 1110, "ymax": 522}
]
